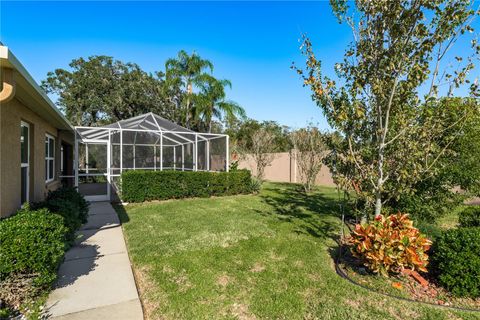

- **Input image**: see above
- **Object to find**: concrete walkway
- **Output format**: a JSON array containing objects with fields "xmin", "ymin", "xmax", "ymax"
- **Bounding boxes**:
[{"xmin": 45, "ymin": 202, "xmax": 143, "ymax": 320}]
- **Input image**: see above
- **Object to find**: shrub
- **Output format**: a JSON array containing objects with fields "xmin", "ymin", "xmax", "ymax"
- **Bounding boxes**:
[
  {"xmin": 432, "ymin": 227, "xmax": 480, "ymax": 298},
  {"xmin": 32, "ymin": 187, "xmax": 89, "ymax": 242},
  {"xmin": 46, "ymin": 186, "xmax": 89, "ymax": 223},
  {"xmin": 121, "ymin": 170, "xmax": 253, "ymax": 202},
  {"xmin": 458, "ymin": 206, "xmax": 480, "ymax": 228},
  {"xmin": 250, "ymin": 177, "xmax": 262, "ymax": 194},
  {"xmin": 385, "ymin": 182, "xmax": 465, "ymax": 223},
  {"xmin": 347, "ymin": 213, "xmax": 432, "ymax": 276},
  {"xmin": 0, "ymin": 188, "xmax": 87, "ymax": 314},
  {"xmin": 0, "ymin": 207, "xmax": 67, "ymax": 288},
  {"xmin": 415, "ymin": 220, "xmax": 443, "ymax": 241}
]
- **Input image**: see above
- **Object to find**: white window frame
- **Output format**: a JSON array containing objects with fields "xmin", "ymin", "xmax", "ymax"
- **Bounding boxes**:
[
  {"xmin": 60, "ymin": 145, "xmax": 64, "ymax": 174},
  {"xmin": 45, "ymin": 134, "xmax": 55, "ymax": 183},
  {"xmin": 21, "ymin": 121, "xmax": 30, "ymax": 204}
]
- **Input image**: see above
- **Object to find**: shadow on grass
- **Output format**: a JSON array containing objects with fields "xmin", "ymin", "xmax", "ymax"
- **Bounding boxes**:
[
  {"xmin": 113, "ymin": 203, "xmax": 130, "ymax": 224},
  {"xmin": 258, "ymin": 183, "xmax": 345, "ymax": 241}
]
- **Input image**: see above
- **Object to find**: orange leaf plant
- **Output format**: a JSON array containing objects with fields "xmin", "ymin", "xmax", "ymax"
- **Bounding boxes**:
[{"xmin": 347, "ymin": 213, "xmax": 432, "ymax": 277}]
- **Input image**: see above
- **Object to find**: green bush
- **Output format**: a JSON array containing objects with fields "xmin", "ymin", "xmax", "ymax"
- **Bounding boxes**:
[
  {"xmin": 0, "ymin": 187, "xmax": 87, "ymax": 314},
  {"xmin": 32, "ymin": 187, "xmax": 89, "ymax": 242},
  {"xmin": 386, "ymin": 181, "xmax": 464, "ymax": 222},
  {"xmin": 459, "ymin": 206, "xmax": 480, "ymax": 228},
  {"xmin": 0, "ymin": 207, "xmax": 67, "ymax": 288},
  {"xmin": 46, "ymin": 186, "xmax": 89, "ymax": 223},
  {"xmin": 432, "ymin": 227, "xmax": 480, "ymax": 298},
  {"xmin": 249, "ymin": 177, "xmax": 262, "ymax": 194},
  {"xmin": 121, "ymin": 170, "xmax": 253, "ymax": 202}
]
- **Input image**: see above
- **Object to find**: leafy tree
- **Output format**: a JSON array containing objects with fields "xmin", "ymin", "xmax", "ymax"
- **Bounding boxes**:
[
  {"xmin": 42, "ymin": 51, "xmax": 244, "ymax": 132},
  {"xmin": 228, "ymin": 119, "xmax": 291, "ymax": 181},
  {"xmin": 290, "ymin": 125, "xmax": 328, "ymax": 192},
  {"xmin": 387, "ymin": 98, "xmax": 480, "ymax": 220},
  {"xmin": 294, "ymin": 0, "xmax": 480, "ymax": 218},
  {"xmin": 442, "ymin": 98, "xmax": 480, "ymax": 195},
  {"xmin": 42, "ymin": 56, "xmax": 175, "ymax": 126},
  {"xmin": 193, "ymin": 75, "xmax": 246, "ymax": 132},
  {"xmin": 165, "ymin": 50, "xmax": 214, "ymax": 128},
  {"xmin": 228, "ymin": 119, "xmax": 291, "ymax": 155}
]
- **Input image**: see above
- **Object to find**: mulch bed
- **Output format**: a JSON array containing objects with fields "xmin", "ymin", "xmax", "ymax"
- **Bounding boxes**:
[{"xmin": 336, "ymin": 246, "xmax": 480, "ymax": 312}]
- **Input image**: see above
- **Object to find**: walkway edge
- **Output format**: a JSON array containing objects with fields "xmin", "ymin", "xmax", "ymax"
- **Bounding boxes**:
[{"xmin": 45, "ymin": 202, "xmax": 144, "ymax": 319}]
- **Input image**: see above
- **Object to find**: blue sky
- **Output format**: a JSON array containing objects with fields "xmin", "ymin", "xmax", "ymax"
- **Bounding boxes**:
[{"xmin": 1, "ymin": 1, "xmax": 477, "ymax": 129}]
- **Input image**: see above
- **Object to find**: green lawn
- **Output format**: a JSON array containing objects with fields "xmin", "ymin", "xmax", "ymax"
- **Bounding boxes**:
[{"xmin": 116, "ymin": 182, "xmax": 479, "ymax": 320}]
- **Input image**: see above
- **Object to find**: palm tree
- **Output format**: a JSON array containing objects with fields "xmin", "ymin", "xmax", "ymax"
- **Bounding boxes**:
[
  {"xmin": 165, "ymin": 50, "xmax": 213, "ymax": 128},
  {"xmin": 194, "ymin": 74, "xmax": 246, "ymax": 132}
]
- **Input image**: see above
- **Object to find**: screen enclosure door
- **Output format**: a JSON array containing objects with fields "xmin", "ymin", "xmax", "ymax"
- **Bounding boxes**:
[{"xmin": 77, "ymin": 141, "xmax": 110, "ymax": 201}]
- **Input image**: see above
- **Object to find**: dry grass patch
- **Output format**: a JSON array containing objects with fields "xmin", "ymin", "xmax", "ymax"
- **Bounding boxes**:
[
  {"xmin": 132, "ymin": 266, "xmax": 164, "ymax": 320},
  {"xmin": 250, "ymin": 263, "xmax": 265, "ymax": 273},
  {"xmin": 216, "ymin": 274, "xmax": 231, "ymax": 288},
  {"xmin": 172, "ymin": 269, "xmax": 192, "ymax": 292},
  {"xmin": 230, "ymin": 302, "xmax": 257, "ymax": 320}
]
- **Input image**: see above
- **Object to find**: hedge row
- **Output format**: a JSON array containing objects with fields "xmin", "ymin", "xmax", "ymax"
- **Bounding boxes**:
[
  {"xmin": 432, "ymin": 227, "xmax": 480, "ymax": 298},
  {"xmin": 121, "ymin": 170, "xmax": 253, "ymax": 202},
  {"xmin": 0, "ymin": 207, "xmax": 67, "ymax": 288},
  {"xmin": 458, "ymin": 206, "xmax": 480, "ymax": 228},
  {"xmin": 0, "ymin": 187, "xmax": 89, "ymax": 313}
]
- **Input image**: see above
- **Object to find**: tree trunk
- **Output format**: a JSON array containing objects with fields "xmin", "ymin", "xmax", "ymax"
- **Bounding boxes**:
[
  {"xmin": 374, "ymin": 190, "xmax": 382, "ymax": 217},
  {"xmin": 207, "ymin": 107, "xmax": 213, "ymax": 133},
  {"xmin": 185, "ymin": 96, "xmax": 190, "ymax": 129},
  {"xmin": 375, "ymin": 143, "xmax": 385, "ymax": 217},
  {"xmin": 185, "ymin": 80, "xmax": 193, "ymax": 129}
]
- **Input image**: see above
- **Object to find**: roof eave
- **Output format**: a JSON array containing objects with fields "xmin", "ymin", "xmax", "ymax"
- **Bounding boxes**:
[{"xmin": 0, "ymin": 45, "xmax": 74, "ymax": 132}]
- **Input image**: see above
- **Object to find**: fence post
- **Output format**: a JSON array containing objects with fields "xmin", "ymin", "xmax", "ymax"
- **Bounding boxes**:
[{"xmin": 226, "ymin": 135, "xmax": 229, "ymax": 172}]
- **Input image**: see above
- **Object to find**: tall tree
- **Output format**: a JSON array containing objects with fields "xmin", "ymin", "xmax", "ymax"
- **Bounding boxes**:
[
  {"xmin": 231, "ymin": 120, "xmax": 291, "ymax": 181},
  {"xmin": 445, "ymin": 98, "xmax": 480, "ymax": 196},
  {"xmin": 290, "ymin": 125, "xmax": 328, "ymax": 192},
  {"xmin": 165, "ymin": 50, "xmax": 214, "ymax": 128},
  {"xmin": 249, "ymin": 128, "xmax": 277, "ymax": 181},
  {"xmin": 229, "ymin": 119, "xmax": 291, "ymax": 155},
  {"xmin": 294, "ymin": 0, "xmax": 479, "ymax": 217},
  {"xmin": 42, "ymin": 56, "xmax": 175, "ymax": 126},
  {"xmin": 387, "ymin": 98, "xmax": 480, "ymax": 221},
  {"xmin": 193, "ymin": 75, "xmax": 246, "ymax": 132}
]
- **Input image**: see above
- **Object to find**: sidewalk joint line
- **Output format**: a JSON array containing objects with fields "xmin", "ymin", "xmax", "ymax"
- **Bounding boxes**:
[
  {"xmin": 63, "ymin": 251, "xmax": 126, "ymax": 262},
  {"xmin": 47, "ymin": 298, "xmax": 141, "ymax": 318}
]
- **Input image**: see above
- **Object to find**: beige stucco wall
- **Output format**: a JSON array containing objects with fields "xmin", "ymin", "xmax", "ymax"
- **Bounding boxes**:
[
  {"xmin": 237, "ymin": 152, "xmax": 335, "ymax": 187},
  {"xmin": 0, "ymin": 97, "xmax": 73, "ymax": 217}
]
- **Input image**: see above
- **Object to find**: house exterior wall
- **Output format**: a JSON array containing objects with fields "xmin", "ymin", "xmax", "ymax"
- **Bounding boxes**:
[
  {"xmin": 237, "ymin": 151, "xmax": 335, "ymax": 187},
  {"xmin": 0, "ymin": 97, "xmax": 74, "ymax": 217}
]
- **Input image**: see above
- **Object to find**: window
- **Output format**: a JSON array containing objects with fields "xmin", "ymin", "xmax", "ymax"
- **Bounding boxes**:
[
  {"xmin": 45, "ymin": 134, "xmax": 55, "ymax": 182},
  {"xmin": 21, "ymin": 122, "xmax": 30, "ymax": 204},
  {"xmin": 60, "ymin": 145, "xmax": 64, "ymax": 174}
]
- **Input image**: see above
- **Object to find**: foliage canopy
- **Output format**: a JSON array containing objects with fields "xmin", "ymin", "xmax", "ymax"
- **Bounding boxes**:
[
  {"xmin": 42, "ymin": 51, "xmax": 246, "ymax": 132},
  {"xmin": 294, "ymin": 0, "xmax": 480, "ymax": 218}
]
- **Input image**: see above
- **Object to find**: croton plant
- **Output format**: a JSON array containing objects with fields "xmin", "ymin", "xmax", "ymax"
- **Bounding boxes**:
[{"xmin": 347, "ymin": 213, "xmax": 432, "ymax": 276}]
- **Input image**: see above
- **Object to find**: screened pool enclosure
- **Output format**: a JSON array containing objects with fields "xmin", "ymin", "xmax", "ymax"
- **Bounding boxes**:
[{"xmin": 74, "ymin": 113, "xmax": 229, "ymax": 201}]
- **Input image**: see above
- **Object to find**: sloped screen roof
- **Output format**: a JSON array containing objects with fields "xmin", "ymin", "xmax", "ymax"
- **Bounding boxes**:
[
  {"xmin": 102, "ymin": 113, "xmax": 194, "ymax": 133},
  {"xmin": 74, "ymin": 112, "xmax": 229, "ymax": 175},
  {"xmin": 75, "ymin": 112, "xmax": 225, "ymax": 146}
]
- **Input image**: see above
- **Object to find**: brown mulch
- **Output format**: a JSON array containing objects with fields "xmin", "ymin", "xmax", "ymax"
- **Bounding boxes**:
[{"xmin": 337, "ymin": 247, "xmax": 480, "ymax": 311}]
